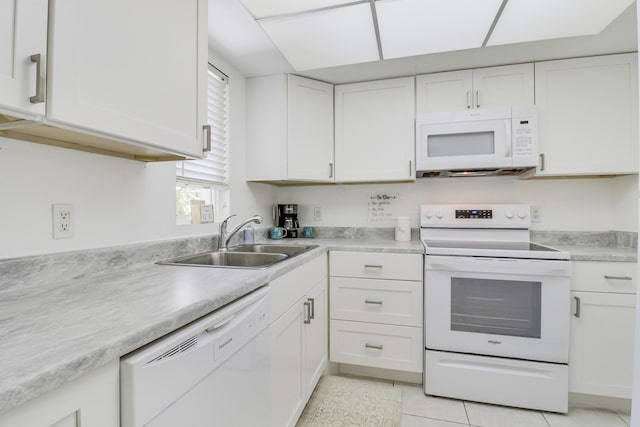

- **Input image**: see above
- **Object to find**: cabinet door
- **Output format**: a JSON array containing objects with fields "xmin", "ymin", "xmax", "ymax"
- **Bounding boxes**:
[
  {"xmin": 0, "ymin": 360, "xmax": 119, "ymax": 427},
  {"xmin": 534, "ymin": 54, "xmax": 639, "ymax": 175},
  {"xmin": 270, "ymin": 301, "xmax": 305, "ymax": 427},
  {"xmin": 0, "ymin": 0, "xmax": 47, "ymax": 120},
  {"xmin": 287, "ymin": 75, "xmax": 334, "ymax": 182},
  {"xmin": 303, "ymin": 279, "xmax": 328, "ymax": 399},
  {"xmin": 46, "ymin": 0, "xmax": 207, "ymax": 158},
  {"xmin": 569, "ymin": 291, "xmax": 636, "ymax": 398},
  {"xmin": 335, "ymin": 77, "xmax": 415, "ymax": 182},
  {"xmin": 472, "ymin": 63, "xmax": 534, "ymax": 109},
  {"xmin": 416, "ymin": 70, "xmax": 472, "ymax": 114}
]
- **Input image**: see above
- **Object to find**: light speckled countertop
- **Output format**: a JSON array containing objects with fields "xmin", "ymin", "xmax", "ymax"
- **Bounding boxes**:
[
  {"xmin": 0, "ymin": 239, "xmax": 422, "ymax": 415},
  {"xmin": 0, "ymin": 235, "xmax": 633, "ymax": 414}
]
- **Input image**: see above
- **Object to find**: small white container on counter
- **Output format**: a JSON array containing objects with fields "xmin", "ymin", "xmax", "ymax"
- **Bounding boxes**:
[
  {"xmin": 395, "ymin": 216, "xmax": 411, "ymax": 241},
  {"xmin": 243, "ymin": 225, "xmax": 255, "ymax": 244}
]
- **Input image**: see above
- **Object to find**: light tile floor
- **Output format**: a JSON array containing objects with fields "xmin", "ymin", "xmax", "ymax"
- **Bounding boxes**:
[{"xmin": 336, "ymin": 376, "xmax": 632, "ymax": 427}]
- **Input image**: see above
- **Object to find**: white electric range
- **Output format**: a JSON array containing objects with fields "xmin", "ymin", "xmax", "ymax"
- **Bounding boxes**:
[{"xmin": 420, "ymin": 204, "xmax": 571, "ymax": 413}]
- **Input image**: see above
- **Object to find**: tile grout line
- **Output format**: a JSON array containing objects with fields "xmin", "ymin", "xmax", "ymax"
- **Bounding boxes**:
[
  {"xmin": 541, "ymin": 411, "xmax": 552, "ymax": 427},
  {"xmin": 616, "ymin": 411, "xmax": 631, "ymax": 427},
  {"xmin": 462, "ymin": 400, "xmax": 472, "ymax": 425}
]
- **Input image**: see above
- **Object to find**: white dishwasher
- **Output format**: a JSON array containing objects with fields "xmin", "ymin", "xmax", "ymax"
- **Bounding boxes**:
[{"xmin": 121, "ymin": 286, "xmax": 271, "ymax": 427}]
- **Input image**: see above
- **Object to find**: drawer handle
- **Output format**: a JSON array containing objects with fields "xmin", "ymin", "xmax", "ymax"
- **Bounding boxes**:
[
  {"xmin": 364, "ymin": 264, "xmax": 383, "ymax": 269},
  {"xmin": 364, "ymin": 299, "xmax": 383, "ymax": 305},
  {"xmin": 604, "ymin": 275, "xmax": 632, "ymax": 280},
  {"xmin": 365, "ymin": 343, "xmax": 383, "ymax": 350}
]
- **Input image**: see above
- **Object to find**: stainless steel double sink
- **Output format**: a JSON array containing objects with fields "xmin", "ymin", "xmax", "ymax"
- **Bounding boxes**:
[{"xmin": 158, "ymin": 244, "xmax": 318, "ymax": 269}]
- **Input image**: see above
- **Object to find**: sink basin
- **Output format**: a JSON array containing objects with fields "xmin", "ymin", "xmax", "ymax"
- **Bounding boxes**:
[
  {"xmin": 228, "ymin": 244, "xmax": 318, "ymax": 257},
  {"xmin": 158, "ymin": 251, "xmax": 288, "ymax": 269}
]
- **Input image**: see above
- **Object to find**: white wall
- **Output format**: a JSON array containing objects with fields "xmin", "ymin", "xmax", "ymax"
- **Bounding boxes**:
[
  {"xmin": 0, "ymin": 50, "xmax": 275, "ymax": 259},
  {"xmin": 276, "ymin": 175, "xmax": 637, "ymax": 232}
]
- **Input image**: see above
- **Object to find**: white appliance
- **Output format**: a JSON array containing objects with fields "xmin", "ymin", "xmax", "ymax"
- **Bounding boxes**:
[
  {"xmin": 121, "ymin": 287, "xmax": 271, "ymax": 427},
  {"xmin": 416, "ymin": 107, "xmax": 538, "ymax": 177},
  {"xmin": 420, "ymin": 204, "xmax": 571, "ymax": 413}
]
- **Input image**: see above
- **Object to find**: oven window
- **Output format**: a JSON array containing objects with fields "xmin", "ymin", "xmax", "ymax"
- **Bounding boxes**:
[
  {"xmin": 451, "ymin": 277, "xmax": 541, "ymax": 338},
  {"xmin": 427, "ymin": 132, "xmax": 495, "ymax": 157}
]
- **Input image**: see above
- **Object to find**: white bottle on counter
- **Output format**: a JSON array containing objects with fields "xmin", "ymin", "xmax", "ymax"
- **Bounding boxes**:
[{"xmin": 395, "ymin": 216, "xmax": 411, "ymax": 241}]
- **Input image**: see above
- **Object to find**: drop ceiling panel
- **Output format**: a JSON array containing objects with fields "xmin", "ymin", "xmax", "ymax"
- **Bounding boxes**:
[
  {"xmin": 376, "ymin": 0, "xmax": 503, "ymax": 59},
  {"xmin": 488, "ymin": 0, "xmax": 636, "ymax": 46},
  {"xmin": 239, "ymin": 0, "xmax": 361, "ymax": 19},
  {"xmin": 258, "ymin": 3, "xmax": 379, "ymax": 71}
]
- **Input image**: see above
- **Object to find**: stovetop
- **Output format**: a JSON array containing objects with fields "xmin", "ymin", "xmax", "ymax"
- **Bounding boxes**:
[{"xmin": 420, "ymin": 204, "xmax": 571, "ymax": 261}]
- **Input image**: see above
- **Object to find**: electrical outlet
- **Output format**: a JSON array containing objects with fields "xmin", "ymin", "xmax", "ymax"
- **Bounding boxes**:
[
  {"xmin": 313, "ymin": 206, "xmax": 322, "ymax": 221},
  {"xmin": 52, "ymin": 204, "xmax": 74, "ymax": 239},
  {"xmin": 531, "ymin": 206, "xmax": 541, "ymax": 223}
]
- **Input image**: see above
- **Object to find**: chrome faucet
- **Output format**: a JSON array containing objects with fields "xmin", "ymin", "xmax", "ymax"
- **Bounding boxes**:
[{"xmin": 217, "ymin": 214, "xmax": 263, "ymax": 250}]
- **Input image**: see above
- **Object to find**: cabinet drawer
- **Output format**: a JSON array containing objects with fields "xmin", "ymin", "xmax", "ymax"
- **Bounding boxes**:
[
  {"xmin": 330, "ymin": 277, "xmax": 422, "ymax": 326},
  {"xmin": 572, "ymin": 261, "xmax": 637, "ymax": 294},
  {"xmin": 330, "ymin": 252, "xmax": 422, "ymax": 281},
  {"xmin": 330, "ymin": 320, "xmax": 423, "ymax": 372}
]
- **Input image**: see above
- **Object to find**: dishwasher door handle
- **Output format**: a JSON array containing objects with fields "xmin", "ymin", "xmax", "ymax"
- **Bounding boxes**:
[{"xmin": 205, "ymin": 314, "xmax": 235, "ymax": 333}]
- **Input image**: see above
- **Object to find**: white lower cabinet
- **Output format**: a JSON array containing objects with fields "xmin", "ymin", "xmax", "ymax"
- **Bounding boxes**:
[
  {"xmin": 329, "ymin": 251, "xmax": 423, "ymax": 374},
  {"xmin": 569, "ymin": 261, "xmax": 637, "ymax": 399},
  {"xmin": 269, "ymin": 255, "xmax": 328, "ymax": 427},
  {"xmin": 0, "ymin": 359, "xmax": 119, "ymax": 427}
]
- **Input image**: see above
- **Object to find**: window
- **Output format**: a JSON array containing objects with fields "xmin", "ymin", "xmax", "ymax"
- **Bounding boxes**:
[{"xmin": 176, "ymin": 64, "xmax": 230, "ymax": 225}]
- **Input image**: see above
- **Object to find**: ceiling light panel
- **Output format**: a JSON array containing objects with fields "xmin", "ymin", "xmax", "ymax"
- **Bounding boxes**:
[
  {"xmin": 238, "ymin": 0, "xmax": 361, "ymax": 19},
  {"xmin": 488, "ymin": 0, "xmax": 636, "ymax": 46},
  {"xmin": 375, "ymin": 0, "xmax": 503, "ymax": 60},
  {"xmin": 258, "ymin": 3, "xmax": 380, "ymax": 71}
]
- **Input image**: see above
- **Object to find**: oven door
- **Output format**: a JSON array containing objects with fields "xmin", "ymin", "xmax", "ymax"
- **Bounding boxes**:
[{"xmin": 425, "ymin": 255, "xmax": 571, "ymax": 363}]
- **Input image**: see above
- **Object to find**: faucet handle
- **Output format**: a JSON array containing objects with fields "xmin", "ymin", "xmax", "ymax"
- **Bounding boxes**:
[{"xmin": 220, "ymin": 214, "xmax": 236, "ymax": 231}]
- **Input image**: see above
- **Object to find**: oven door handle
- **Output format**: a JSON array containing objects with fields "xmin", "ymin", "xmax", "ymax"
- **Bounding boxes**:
[{"xmin": 425, "ymin": 256, "xmax": 571, "ymax": 276}]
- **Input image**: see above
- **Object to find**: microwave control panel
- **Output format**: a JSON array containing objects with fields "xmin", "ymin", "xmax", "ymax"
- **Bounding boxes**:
[{"xmin": 512, "ymin": 115, "xmax": 537, "ymax": 160}]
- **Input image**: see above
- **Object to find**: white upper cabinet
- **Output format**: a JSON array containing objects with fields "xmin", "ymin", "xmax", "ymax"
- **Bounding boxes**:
[
  {"xmin": 416, "ymin": 70, "xmax": 472, "ymax": 113},
  {"xmin": 334, "ymin": 77, "xmax": 415, "ymax": 182},
  {"xmin": 246, "ymin": 74, "xmax": 334, "ymax": 183},
  {"xmin": 0, "ymin": 0, "xmax": 48, "ymax": 122},
  {"xmin": 534, "ymin": 53, "xmax": 638, "ymax": 176},
  {"xmin": 416, "ymin": 63, "xmax": 534, "ymax": 114},
  {"xmin": 1, "ymin": 0, "xmax": 207, "ymax": 161},
  {"xmin": 46, "ymin": 0, "xmax": 207, "ymax": 159}
]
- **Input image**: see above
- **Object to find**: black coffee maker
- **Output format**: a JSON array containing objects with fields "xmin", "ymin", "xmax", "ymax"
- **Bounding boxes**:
[{"xmin": 275, "ymin": 204, "xmax": 299, "ymax": 238}]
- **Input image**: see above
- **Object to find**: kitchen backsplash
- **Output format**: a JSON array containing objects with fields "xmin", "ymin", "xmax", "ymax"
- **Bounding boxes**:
[
  {"xmin": 1, "ymin": 229, "xmax": 636, "ymax": 292},
  {"xmin": 0, "ymin": 235, "xmax": 217, "ymax": 292},
  {"xmin": 531, "ymin": 230, "xmax": 638, "ymax": 248}
]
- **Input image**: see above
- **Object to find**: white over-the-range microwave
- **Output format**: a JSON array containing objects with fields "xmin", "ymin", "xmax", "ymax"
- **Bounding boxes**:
[{"xmin": 415, "ymin": 106, "xmax": 538, "ymax": 177}]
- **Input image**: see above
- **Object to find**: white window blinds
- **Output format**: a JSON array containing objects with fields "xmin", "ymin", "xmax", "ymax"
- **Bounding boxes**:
[{"xmin": 176, "ymin": 64, "xmax": 229, "ymax": 185}]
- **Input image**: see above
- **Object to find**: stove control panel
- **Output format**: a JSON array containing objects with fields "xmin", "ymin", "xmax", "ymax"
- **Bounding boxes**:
[
  {"xmin": 421, "ymin": 204, "xmax": 530, "ymax": 228},
  {"xmin": 455, "ymin": 209, "xmax": 493, "ymax": 219}
]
